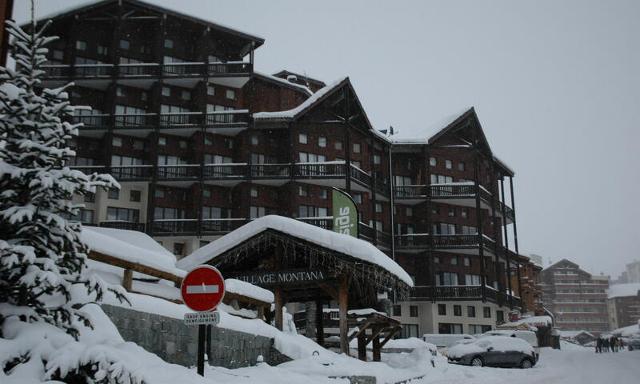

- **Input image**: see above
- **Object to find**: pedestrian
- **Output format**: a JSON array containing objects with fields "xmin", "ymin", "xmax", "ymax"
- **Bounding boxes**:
[
  {"xmin": 603, "ymin": 338, "xmax": 610, "ymax": 352},
  {"xmin": 596, "ymin": 337, "xmax": 602, "ymax": 353}
]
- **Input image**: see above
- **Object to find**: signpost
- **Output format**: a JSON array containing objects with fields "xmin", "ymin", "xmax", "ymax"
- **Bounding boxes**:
[
  {"xmin": 332, "ymin": 188, "xmax": 358, "ymax": 237},
  {"xmin": 181, "ymin": 265, "xmax": 225, "ymax": 376}
]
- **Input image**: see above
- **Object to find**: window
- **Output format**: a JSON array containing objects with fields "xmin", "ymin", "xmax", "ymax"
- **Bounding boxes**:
[
  {"xmin": 353, "ymin": 143, "xmax": 361, "ymax": 153},
  {"xmin": 250, "ymin": 206, "xmax": 266, "ymax": 219},
  {"xmin": 458, "ymin": 162, "xmax": 465, "ymax": 171},
  {"xmin": 181, "ymin": 90, "xmax": 191, "ymax": 100},
  {"xmin": 72, "ymin": 208, "xmax": 94, "ymax": 224},
  {"xmin": 179, "ymin": 140, "xmax": 187, "ymax": 149},
  {"xmin": 451, "ymin": 256, "xmax": 458, "ymax": 265},
  {"xmin": 393, "ymin": 305, "xmax": 401, "ymax": 316},
  {"xmin": 401, "ymin": 324, "xmax": 419, "ymax": 338},
  {"xmin": 317, "ymin": 136, "xmax": 327, "ymax": 148},
  {"xmin": 162, "ymin": 86, "xmax": 171, "ymax": 97},
  {"xmin": 319, "ymin": 189, "xmax": 328, "ymax": 199},
  {"xmin": 335, "ymin": 141, "xmax": 343, "ymax": 150},
  {"xmin": 298, "ymin": 205, "xmax": 327, "ymax": 218},
  {"xmin": 108, "ymin": 188, "xmax": 119, "ymax": 200},
  {"xmin": 464, "ymin": 257, "xmax": 470, "ymax": 267},
  {"xmin": 298, "ymin": 185, "xmax": 308, "ymax": 197},
  {"xmin": 299, "ymin": 133, "xmax": 308, "ymax": 144},
  {"xmin": 375, "ymin": 203, "xmax": 382, "ymax": 213},
  {"xmin": 129, "ymin": 190, "xmax": 141, "ymax": 202},
  {"xmin": 406, "ymin": 207, "xmax": 413, "ymax": 217},
  {"xmin": 158, "ymin": 137, "xmax": 167, "ymax": 146},
  {"xmin": 373, "ymin": 154, "xmax": 381, "ymax": 164},
  {"xmin": 448, "ymin": 207, "xmax": 456, "ymax": 217},
  {"xmin": 164, "ymin": 39, "xmax": 174, "ymax": 49},
  {"xmin": 461, "ymin": 208, "xmax": 468, "ymax": 218},
  {"xmin": 461, "ymin": 225, "xmax": 476, "ymax": 235},
  {"xmin": 154, "ymin": 188, "xmax": 165, "ymax": 198},
  {"xmin": 465, "ymin": 274, "xmax": 481, "ymax": 286},
  {"xmin": 250, "ymin": 187, "xmax": 258, "ymax": 197},
  {"xmin": 437, "ymin": 272, "xmax": 458, "ymax": 286},
  {"xmin": 76, "ymin": 40, "xmax": 87, "ymax": 51},
  {"xmin": 225, "ymin": 89, "xmax": 236, "ymax": 100},
  {"xmin": 445, "ymin": 159, "xmax": 452, "ymax": 169},
  {"xmin": 496, "ymin": 310, "xmax": 505, "ymax": 324},
  {"xmin": 251, "ymin": 135, "xmax": 258, "ymax": 145},
  {"xmin": 173, "ymin": 243, "xmax": 184, "ymax": 256},
  {"xmin": 119, "ymin": 39, "xmax": 130, "ymax": 50},
  {"xmin": 52, "ymin": 49, "xmax": 64, "ymax": 60},
  {"xmin": 434, "ymin": 256, "xmax": 440, "ymax": 264},
  {"xmin": 429, "ymin": 157, "xmax": 437, "ymax": 166},
  {"xmin": 438, "ymin": 304, "xmax": 446, "ymax": 316},
  {"xmin": 203, "ymin": 189, "xmax": 211, "ymax": 198},
  {"xmin": 204, "ymin": 136, "xmax": 213, "ymax": 146},
  {"xmin": 352, "ymin": 193, "xmax": 362, "ymax": 204},
  {"xmin": 467, "ymin": 306, "xmax": 476, "ymax": 318},
  {"xmin": 112, "ymin": 137, "xmax": 122, "ymax": 147},
  {"xmin": 483, "ymin": 307, "xmax": 491, "ymax": 318},
  {"xmin": 439, "ymin": 323, "xmax": 463, "ymax": 334},
  {"xmin": 154, "ymin": 207, "xmax": 183, "ymax": 220},
  {"xmin": 409, "ymin": 305, "xmax": 419, "ymax": 317},
  {"xmin": 207, "ymin": 84, "xmax": 216, "ymax": 96},
  {"xmin": 116, "ymin": 87, "xmax": 124, "ymax": 97},
  {"xmin": 106, "ymin": 207, "xmax": 139, "ymax": 222},
  {"xmin": 140, "ymin": 91, "xmax": 147, "ymax": 101}
]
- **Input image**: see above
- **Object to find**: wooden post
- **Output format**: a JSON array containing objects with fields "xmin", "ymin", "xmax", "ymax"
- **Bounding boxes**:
[
  {"xmin": 316, "ymin": 300, "xmax": 325, "ymax": 346},
  {"xmin": 372, "ymin": 328, "xmax": 381, "ymax": 362},
  {"xmin": 357, "ymin": 332, "xmax": 367, "ymax": 361},
  {"xmin": 274, "ymin": 287, "xmax": 284, "ymax": 331},
  {"xmin": 339, "ymin": 275, "xmax": 349, "ymax": 355},
  {"xmin": 122, "ymin": 269, "xmax": 133, "ymax": 291}
]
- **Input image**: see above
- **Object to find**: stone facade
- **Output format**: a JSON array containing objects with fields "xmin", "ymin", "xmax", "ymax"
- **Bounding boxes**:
[{"xmin": 102, "ymin": 305, "xmax": 290, "ymax": 369}]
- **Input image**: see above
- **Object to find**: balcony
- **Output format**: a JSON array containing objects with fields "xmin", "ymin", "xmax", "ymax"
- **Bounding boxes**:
[
  {"xmin": 200, "ymin": 218, "xmax": 248, "ymax": 235},
  {"xmin": 203, "ymin": 163, "xmax": 248, "ymax": 181},
  {"xmin": 152, "ymin": 219, "xmax": 198, "ymax": 235},
  {"xmin": 394, "ymin": 233, "xmax": 497, "ymax": 254},
  {"xmin": 110, "ymin": 165, "xmax": 153, "ymax": 181},
  {"xmin": 410, "ymin": 285, "xmax": 521, "ymax": 307},
  {"xmin": 156, "ymin": 164, "xmax": 200, "ymax": 182},
  {"xmin": 99, "ymin": 221, "xmax": 146, "ymax": 232},
  {"xmin": 251, "ymin": 163, "xmax": 291, "ymax": 179}
]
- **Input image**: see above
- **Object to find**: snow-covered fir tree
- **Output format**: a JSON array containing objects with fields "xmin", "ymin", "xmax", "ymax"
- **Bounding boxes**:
[{"xmin": 0, "ymin": 5, "xmax": 141, "ymax": 383}]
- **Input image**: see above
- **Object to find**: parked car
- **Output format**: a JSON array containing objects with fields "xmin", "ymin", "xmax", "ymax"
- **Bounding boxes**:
[
  {"xmin": 422, "ymin": 334, "xmax": 476, "ymax": 350},
  {"xmin": 482, "ymin": 330, "xmax": 540, "ymax": 360},
  {"xmin": 627, "ymin": 338, "xmax": 640, "ymax": 351},
  {"xmin": 447, "ymin": 336, "xmax": 537, "ymax": 368}
]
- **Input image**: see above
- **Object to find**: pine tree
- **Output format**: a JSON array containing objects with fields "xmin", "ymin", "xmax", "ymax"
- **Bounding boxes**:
[{"xmin": 0, "ymin": 12, "xmax": 121, "ymax": 340}]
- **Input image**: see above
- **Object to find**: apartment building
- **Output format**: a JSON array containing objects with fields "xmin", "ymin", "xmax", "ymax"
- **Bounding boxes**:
[
  {"xmin": 36, "ymin": 0, "xmax": 528, "ymax": 335},
  {"xmin": 607, "ymin": 283, "xmax": 640, "ymax": 330},
  {"xmin": 540, "ymin": 259, "xmax": 610, "ymax": 334}
]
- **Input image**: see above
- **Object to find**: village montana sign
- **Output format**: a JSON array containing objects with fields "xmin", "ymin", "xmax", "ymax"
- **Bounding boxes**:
[{"xmin": 232, "ymin": 269, "xmax": 329, "ymax": 286}]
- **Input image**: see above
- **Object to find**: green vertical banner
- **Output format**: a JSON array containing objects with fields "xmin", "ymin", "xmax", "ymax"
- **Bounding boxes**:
[{"xmin": 332, "ymin": 188, "xmax": 358, "ymax": 237}]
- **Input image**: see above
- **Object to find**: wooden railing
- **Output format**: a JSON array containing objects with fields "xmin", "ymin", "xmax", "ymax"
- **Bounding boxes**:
[
  {"xmin": 99, "ymin": 221, "xmax": 146, "ymax": 232},
  {"xmin": 152, "ymin": 219, "xmax": 198, "ymax": 234},
  {"xmin": 200, "ymin": 218, "xmax": 248, "ymax": 234},
  {"xmin": 156, "ymin": 164, "xmax": 200, "ymax": 180},
  {"xmin": 110, "ymin": 165, "xmax": 153, "ymax": 180},
  {"xmin": 394, "ymin": 233, "xmax": 496, "ymax": 250},
  {"xmin": 393, "ymin": 185, "xmax": 427, "ymax": 199},
  {"xmin": 114, "ymin": 113, "xmax": 155, "ymax": 128},
  {"xmin": 251, "ymin": 163, "xmax": 290, "ymax": 178},
  {"xmin": 294, "ymin": 162, "xmax": 346, "ymax": 178},
  {"xmin": 297, "ymin": 217, "xmax": 333, "ymax": 230}
]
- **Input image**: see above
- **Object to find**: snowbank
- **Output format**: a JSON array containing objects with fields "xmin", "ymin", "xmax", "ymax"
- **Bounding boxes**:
[{"xmin": 178, "ymin": 215, "xmax": 413, "ymax": 286}]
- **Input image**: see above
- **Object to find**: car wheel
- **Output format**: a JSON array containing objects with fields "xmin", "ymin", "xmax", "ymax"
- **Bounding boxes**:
[
  {"xmin": 520, "ymin": 359, "xmax": 533, "ymax": 369},
  {"xmin": 471, "ymin": 357, "xmax": 483, "ymax": 367}
]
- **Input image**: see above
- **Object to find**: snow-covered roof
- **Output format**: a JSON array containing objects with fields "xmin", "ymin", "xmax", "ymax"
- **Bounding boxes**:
[
  {"xmin": 607, "ymin": 283, "xmax": 640, "ymax": 299},
  {"xmin": 253, "ymin": 77, "xmax": 348, "ymax": 121},
  {"xmin": 31, "ymin": 0, "xmax": 264, "ymax": 47},
  {"xmin": 178, "ymin": 215, "xmax": 413, "ymax": 286},
  {"xmin": 225, "ymin": 278, "xmax": 274, "ymax": 304},
  {"xmin": 611, "ymin": 323, "xmax": 640, "ymax": 337},
  {"xmin": 253, "ymin": 71, "xmax": 313, "ymax": 96},
  {"xmin": 81, "ymin": 226, "xmax": 185, "ymax": 278}
]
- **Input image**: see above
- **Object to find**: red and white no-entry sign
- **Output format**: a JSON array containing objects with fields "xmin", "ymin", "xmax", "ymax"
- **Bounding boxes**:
[{"xmin": 181, "ymin": 265, "xmax": 225, "ymax": 312}]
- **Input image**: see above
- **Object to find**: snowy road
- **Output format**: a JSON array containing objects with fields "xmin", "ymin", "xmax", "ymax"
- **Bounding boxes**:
[{"xmin": 418, "ymin": 348, "xmax": 640, "ymax": 384}]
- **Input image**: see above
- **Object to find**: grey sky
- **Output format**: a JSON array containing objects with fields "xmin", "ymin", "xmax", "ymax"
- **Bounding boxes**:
[{"xmin": 14, "ymin": 0, "xmax": 640, "ymax": 277}]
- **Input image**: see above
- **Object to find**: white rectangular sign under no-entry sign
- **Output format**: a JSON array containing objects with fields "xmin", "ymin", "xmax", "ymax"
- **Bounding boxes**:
[{"xmin": 184, "ymin": 311, "xmax": 220, "ymax": 326}]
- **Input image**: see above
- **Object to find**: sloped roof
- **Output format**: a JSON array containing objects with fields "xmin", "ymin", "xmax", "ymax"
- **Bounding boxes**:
[
  {"xmin": 178, "ymin": 215, "xmax": 413, "ymax": 287},
  {"xmin": 32, "ymin": 0, "xmax": 264, "ymax": 51},
  {"xmin": 252, "ymin": 71, "xmax": 313, "ymax": 96},
  {"xmin": 273, "ymin": 70, "xmax": 326, "ymax": 88}
]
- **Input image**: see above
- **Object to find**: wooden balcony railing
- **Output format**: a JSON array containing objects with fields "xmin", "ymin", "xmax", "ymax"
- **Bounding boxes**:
[
  {"xmin": 156, "ymin": 164, "xmax": 200, "ymax": 180},
  {"xmin": 205, "ymin": 110, "xmax": 250, "ymax": 126},
  {"xmin": 152, "ymin": 219, "xmax": 198, "ymax": 234},
  {"xmin": 350, "ymin": 165, "xmax": 371, "ymax": 186},
  {"xmin": 74, "ymin": 64, "xmax": 114, "ymax": 77},
  {"xmin": 208, "ymin": 61, "xmax": 253, "ymax": 75},
  {"xmin": 200, "ymin": 218, "xmax": 248, "ymax": 234},
  {"xmin": 110, "ymin": 165, "xmax": 153, "ymax": 180},
  {"xmin": 251, "ymin": 163, "xmax": 290, "ymax": 178},
  {"xmin": 72, "ymin": 114, "xmax": 110, "ymax": 128},
  {"xmin": 297, "ymin": 217, "xmax": 333, "ymax": 230},
  {"xmin": 393, "ymin": 185, "xmax": 427, "ymax": 199},
  {"xmin": 114, "ymin": 113, "xmax": 155, "ymax": 128},
  {"xmin": 202, "ymin": 163, "xmax": 248, "ymax": 179},
  {"xmin": 99, "ymin": 221, "xmax": 146, "ymax": 232},
  {"xmin": 294, "ymin": 162, "xmax": 346, "ymax": 178},
  {"xmin": 394, "ymin": 233, "xmax": 496, "ymax": 250},
  {"xmin": 118, "ymin": 63, "xmax": 158, "ymax": 77}
]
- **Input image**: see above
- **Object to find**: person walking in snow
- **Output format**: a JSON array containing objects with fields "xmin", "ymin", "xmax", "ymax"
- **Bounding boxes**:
[
  {"xmin": 603, "ymin": 338, "xmax": 610, "ymax": 352},
  {"xmin": 596, "ymin": 337, "xmax": 602, "ymax": 353}
]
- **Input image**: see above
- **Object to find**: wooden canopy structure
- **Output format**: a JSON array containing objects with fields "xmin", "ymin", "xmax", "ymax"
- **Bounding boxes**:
[
  {"xmin": 186, "ymin": 221, "xmax": 412, "ymax": 355},
  {"xmin": 348, "ymin": 310, "xmax": 401, "ymax": 361}
]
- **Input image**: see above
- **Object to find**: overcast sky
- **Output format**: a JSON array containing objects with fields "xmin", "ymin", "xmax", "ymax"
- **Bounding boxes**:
[{"xmin": 14, "ymin": 0, "xmax": 640, "ymax": 278}]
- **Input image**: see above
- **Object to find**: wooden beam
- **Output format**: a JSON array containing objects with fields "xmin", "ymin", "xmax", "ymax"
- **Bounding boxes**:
[
  {"xmin": 348, "ymin": 320, "xmax": 373, "ymax": 341},
  {"xmin": 122, "ymin": 269, "xmax": 133, "ymax": 291},
  {"xmin": 339, "ymin": 274, "xmax": 349, "ymax": 355},
  {"xmin": 365, "ymin": 325, "xmax": 385, "ymax": 345},
  {"xmin": 223, "ymin": 291, "xmax": 271, "ymax": 309},
  {"xmin": 318, "ymin": 282, "xmax": 339, "ymax": 301},
  {"xmin": 372, "ymin": 331, "xmax": 381, "ymax": 362},
  {"xmin": 378, "ymin": 326, "xmax": 402, "ymax": 349},
  {"xmin": 316, "ymin": 300, "xmax": 324, "ymax": 347},
  {"xmin": 357, "ymin": 333, "xmax": 367, "ymax": 361},
  {"xmin": 89, "ymin": 251, "xmax": 182, "ymax": 286},
  {"xmin": 274, "ymin": 287, "xmax": 284, "ymax": 331}
]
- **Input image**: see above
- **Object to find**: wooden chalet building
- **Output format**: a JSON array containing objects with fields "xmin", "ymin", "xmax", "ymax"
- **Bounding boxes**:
[{"xmin": 35, "ymin": 0, "xmax": 533, "ymax": 335}]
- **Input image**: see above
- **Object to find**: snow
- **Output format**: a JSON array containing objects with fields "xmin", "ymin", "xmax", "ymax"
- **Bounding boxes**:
[
  {"xmin": 347, "ymin": 308, "xmax": 385, "ymax": 316},
  {"xmin": 177, "ymin": 215, "xmax": 413, "ymax": 287},
  {"xmin": 611, "ymin": 323, "xmax": 640, "ymax": 338},
  {"xmin": 607, "ymin": 283, "xmax": 640, "ymax": 299},
  {"xmin": 254, "ymin": 71, "xmax": 313, "ymax": 95},
  {"xmin": 225, "ymin": 278, "xmax": 274, "ymax": 303},
  {"xmin": 447, "ymin": 336, "xmax": 535, "ymax": 359},
  {"xmin": 81, "ymin": 226, "xmax": 185, "ymax": 278},
  {"xmin": 559, "ymin": 330, "xmax": 595, "ymax": 338},
  {"xmin": 253, "ymin": 78, "xmax": 348, "ymax": 120}
]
